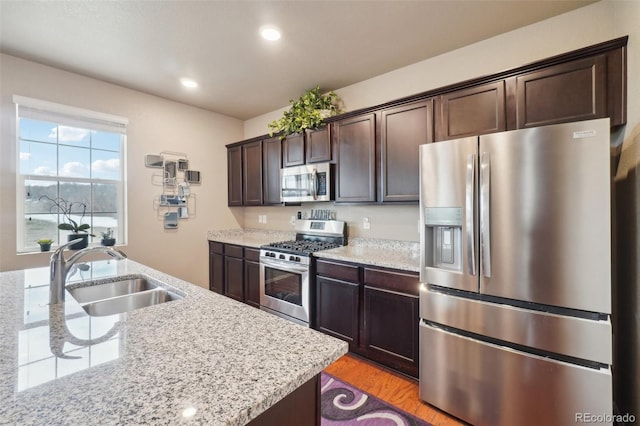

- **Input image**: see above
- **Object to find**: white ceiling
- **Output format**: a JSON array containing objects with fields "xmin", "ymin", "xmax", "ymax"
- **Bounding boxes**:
[{"xmin": 0, "ymin": 0, "xmax": 596, "ymax": 120}]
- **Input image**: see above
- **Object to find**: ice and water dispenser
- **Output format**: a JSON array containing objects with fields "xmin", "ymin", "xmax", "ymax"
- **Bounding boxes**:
[{"xmin": 422, "ymin": 207, "xmax": 463, "ymax": 272}]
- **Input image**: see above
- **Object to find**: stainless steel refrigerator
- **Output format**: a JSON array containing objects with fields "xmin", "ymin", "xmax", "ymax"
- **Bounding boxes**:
[{"xmin": 418, "ymin": 118, "xmax": 613, "ymax": 426}]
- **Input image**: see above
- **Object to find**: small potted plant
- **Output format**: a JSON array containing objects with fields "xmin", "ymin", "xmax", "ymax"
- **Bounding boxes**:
[
  {"xmin": 40, "ymin": 195, "xmax": 94, "ymax": 250},
  {"xmin": 37, "ymin": 239, "xmax": 53, "ymax": 252},
  {"xmin": 268, "ymin": 86, "xmax": 341, "ymax": 139},
  {"xmin": 100, "ymin": 228, "xmax": 116, "ymax": 246}
]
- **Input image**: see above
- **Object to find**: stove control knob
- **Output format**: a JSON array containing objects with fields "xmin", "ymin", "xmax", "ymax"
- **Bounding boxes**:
[
  {"xmin": 279, "ymin": 254, "xmax": 285, "ymax": 260},
  {"xmin": 289, "ymin": 255, "xmax": 295, "ymax": 261},
  {"xmin": 295, "ymin": 256, "xmax": 301, "ymax": 262}
]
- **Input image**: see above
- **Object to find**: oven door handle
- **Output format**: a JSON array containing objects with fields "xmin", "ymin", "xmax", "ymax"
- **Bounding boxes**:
[{"xmin": 260, "ymin": 258, "xmax": 309, "ymax": 273}]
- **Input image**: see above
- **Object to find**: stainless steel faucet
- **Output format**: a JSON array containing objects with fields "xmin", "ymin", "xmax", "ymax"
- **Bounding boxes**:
[{"xmin": 50, "ymin": 238, "xmax": 127, "ymax": 304}]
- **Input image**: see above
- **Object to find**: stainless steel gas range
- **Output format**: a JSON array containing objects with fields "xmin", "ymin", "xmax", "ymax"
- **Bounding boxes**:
[{"xmin": 259, "ymin": 220, "xmax": 346, "ymax": 326}]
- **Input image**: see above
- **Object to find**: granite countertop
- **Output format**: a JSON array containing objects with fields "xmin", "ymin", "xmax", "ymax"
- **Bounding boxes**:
[
  {"xmin": 314, "ymin": 237, "xmax": 420, "ymax": 272},
  {"xmin": 208, "ymin": 229, "xmax": 420, "ymax": 272},
  {"xmin": 0, "ymin": 259, "xmax": 347, "ymax": 425},
  {"xmin": 207, "ymin": 228, "xmax": 295, "ymax": 248}
]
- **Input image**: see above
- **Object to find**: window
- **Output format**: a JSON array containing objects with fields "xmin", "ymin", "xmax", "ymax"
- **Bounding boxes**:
[{"xmin": 15, "ymin": 96, "xmax": 127, "ymax": 252}]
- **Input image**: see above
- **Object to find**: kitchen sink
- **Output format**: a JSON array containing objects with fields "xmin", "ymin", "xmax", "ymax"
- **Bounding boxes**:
[
  {"xmin": 68, "ymin": 277, "xmax": 158, "ymax": 303},
  {"xmin": 67, "ymin": 275, "xmax": 183, "ymax": 316}
]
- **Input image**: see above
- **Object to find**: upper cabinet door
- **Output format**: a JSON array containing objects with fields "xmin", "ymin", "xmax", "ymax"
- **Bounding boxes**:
[
  {"xmin": 305, "ymin": 126, "xmax": 332, "ymax": 164},
  {"xmin": 227, "ymin": 145, "xmax": 243, "ymax": 206},
  {"xmin": 262, "ymin": 136, "xmax": 282, "ymax": 205},
  {"xmin": 242, "ymin": 140, "xmax": 263, "ymax": 205},
  {"xmin": 282, "ymin": 133, "xmax": 305, "ymax": 167},
  {"xmin": 512, "ymin": 55, "xmax": 607, "ymax": 129},
  {"xmin": 436, "ymin": 81, "xmax": 506, "ymax": 141},
  {"xmin": 334, "ymin": 113, "xmax": 377, "ymax": 203},
  {"xmin": 380, "ymin": 99, "xmax": 433, "ymax": 203}
]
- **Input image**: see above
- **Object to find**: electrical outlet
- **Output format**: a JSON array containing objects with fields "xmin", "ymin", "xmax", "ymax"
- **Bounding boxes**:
[
  {"xmin": 363, "ymin": 217, "xmax": 370, "ymax": 230},
  {"xmin": 262, "ymin": 215, "xmax": 267, "ymax": 224},
  {"xmin": 290, "ymin": 216, "xmax": 296, "ymax": 226}
]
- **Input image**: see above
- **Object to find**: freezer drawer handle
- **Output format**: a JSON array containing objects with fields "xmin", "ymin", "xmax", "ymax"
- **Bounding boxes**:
[
  {"xmin": 466, "ymin": 154, "xmax": 476, "ymax": 276},
  {"xmin": 480, "ymin": 152, "xmax": 491, "ymax": 278}
]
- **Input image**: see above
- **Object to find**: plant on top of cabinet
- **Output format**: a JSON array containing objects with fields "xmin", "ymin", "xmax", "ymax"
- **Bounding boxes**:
[{"xmin": 268, "ymin": 86, "xmax": 341, "ymax": 139}]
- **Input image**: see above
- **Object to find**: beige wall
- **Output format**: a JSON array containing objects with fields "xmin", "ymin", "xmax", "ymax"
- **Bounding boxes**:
[
  {"xmin": 243, "ymin": 0, "xmax": 640, "ymax": 416},
  {"xmin": 0, "ymin": 54, "xmax": 244, "ymax": 286}
]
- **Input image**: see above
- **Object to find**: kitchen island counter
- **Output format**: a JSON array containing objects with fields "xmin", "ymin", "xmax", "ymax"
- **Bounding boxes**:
[{"xmin": 0, "ymin": 259, "xmax": 347, "ymax": 425}]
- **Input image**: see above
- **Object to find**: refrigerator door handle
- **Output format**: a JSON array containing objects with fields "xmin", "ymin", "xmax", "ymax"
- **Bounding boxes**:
[
  {"xmin": 480, "ymin": 152, "xmax": 491, "ymax": 277},
  {"xmin": 466, "ymin": 154, "xmax": 476, "ymax": 276}
]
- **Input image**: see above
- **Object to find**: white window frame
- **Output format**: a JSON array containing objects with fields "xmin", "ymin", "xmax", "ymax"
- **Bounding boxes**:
[{"xmin": 14, "ymin": 95, "xmax": 128, "ymax": 253}]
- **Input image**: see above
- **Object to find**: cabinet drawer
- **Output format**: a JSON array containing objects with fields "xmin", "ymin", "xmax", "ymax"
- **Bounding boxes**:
[
  {"xmin": 364, "ymin": 268, "xmax": 419, "ymax": 296},
  {"xmin": 209, "ymin": 241, "xmax": 224, "ymax": 254},
  {"xmin": 225, "ymin": 244, "xmax": 244, "ymax": 258},
  {"xmin": 244, "ymin": 247, "xmax": 260, "ymax": 262},
  {"xmin": 316, "ymin": 260, "xmax": 360, "ymax": 282}
]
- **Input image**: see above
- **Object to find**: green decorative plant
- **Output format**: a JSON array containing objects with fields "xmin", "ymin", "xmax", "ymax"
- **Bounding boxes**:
[
  {"xmin": 37, "ymin": 238, "xmax": 54, "ymax": 252},
  {"xmin": 268, "ymin": 86, "xmax": 341, "ymax": 139},
  {"xmin": 39, "ymin": 195, "xmax": 94, "ymax": 236}
]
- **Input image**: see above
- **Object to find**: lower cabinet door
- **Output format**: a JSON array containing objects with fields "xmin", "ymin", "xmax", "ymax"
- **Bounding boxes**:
[
  {"xmin": 363, "ymin": 286, "xmax": 419, "ymax": 377},
  {"xmin": 316, "ymin": 276, "xmax": 360, "ymax": 349},
  {"xmin": 209, "ymin": 252, "xmax": 224, "ymax": 294},
  {"xmin": 224, "ymin": 256, "xmax": 244, "ymax": 302},
  {"xmin": 244, "ymin": 259, "xmax": 261, "ymax": 308}
]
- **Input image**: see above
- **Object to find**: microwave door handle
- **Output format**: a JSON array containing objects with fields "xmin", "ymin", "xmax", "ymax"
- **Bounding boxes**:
[
  {"xmin": 312, "ymin": 168, "xmax": 318, "ymax": 200},
  {"xmin": 466, "ymin": 154, "xmax": 477, "ymax": 276},
  {"xmin": 480, "ymin": 152, "xmax": 491, "ymax": 278}
]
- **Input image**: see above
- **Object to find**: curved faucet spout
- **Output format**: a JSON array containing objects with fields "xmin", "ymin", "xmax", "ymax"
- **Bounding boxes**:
[{"xmin": 50, "ymin": 241, "xmax": 127, "ymax": 305}]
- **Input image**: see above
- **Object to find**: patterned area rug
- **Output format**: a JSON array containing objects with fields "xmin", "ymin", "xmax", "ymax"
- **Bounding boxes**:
[{"xmin": 321, "ymin": 372, "xmax": 433, "ymax": 426}]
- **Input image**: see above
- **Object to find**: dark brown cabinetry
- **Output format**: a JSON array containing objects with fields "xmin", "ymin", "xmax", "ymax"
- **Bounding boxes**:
[
  {"xmin": 315, "ymin": 258, "xmax": 420, "ymax": 377},
  {"xmin": 510, "ymin": 55, "xmax": 608, "ymax": 129},
  {"xmin": 282, "ymin": 127, "xmax": 332, "ymax": 167},
  {"xmin": 305, "ymin": 127, "xmax": 332, "ymax": 164},
  {"xmin": 209, "ymin": 241, "xmax": 262, "ymax": 308},
  {"xmin": 282, "ymin": 133, "xmax": 305, "ymax": 167},
  {"xmin": 380, "ymin": 100, "xmax": 433, "ymax": 202},
  {"xmin": 227, "ymin": 38, "xmax": 626, "ymax": 206},
  {"xmin": 227, "ymin": 146, "xmax": 243, "ymax": 206},
  {"xmin": 242, "ymin": 141, "xmax": 263, "ymax": 205},
  {"xmin": 262, "ymin": 136, "xmax": 282, "ymax": 204},
  {"xmin": 209, "ymin": 242, "xmax": 224, "ymax": 294},
  {"xmin": 244, "ymin": 248, "xmax": 261, "ymax": 308},
  {"xmin": 224, "ymin": 244, "xmax": 245, "ymax": 301},
  {"xmin": 316, "ymin": 260, "xmax": 361, "ymax": 350},
  {"xmin": 334, "ymin": 113, "xmax": 377, "ymax": 203},
  {"xmin": 227, "ymin": 136, "xmax": 282, "ymax": 206},
  {"xmin": 362, "ymin": 268, "xmax": 419, "ymax": 377},
  {"xmin": 436, "ymin": 81, "xmax": 506, "ymax": 141}
]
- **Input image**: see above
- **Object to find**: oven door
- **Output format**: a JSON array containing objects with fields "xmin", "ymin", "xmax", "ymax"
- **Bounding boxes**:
[{"xmin": 260, "ymin": 257, "xmax": 310, "ymax": 325}]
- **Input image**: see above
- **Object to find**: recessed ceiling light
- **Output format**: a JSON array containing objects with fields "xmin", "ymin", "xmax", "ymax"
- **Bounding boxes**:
[
  {"xmin": 180, "ymin": 78, "xmax": 198, "ymax": 89},
  {"xmin": 260, "ymin": 26, "xmax": 281, "ymax": 41}
]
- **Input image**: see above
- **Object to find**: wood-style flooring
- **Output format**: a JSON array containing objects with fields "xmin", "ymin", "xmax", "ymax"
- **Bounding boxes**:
[{"xmin": 324, "ymin": 354, "xmax": 465, "ymax": 426}]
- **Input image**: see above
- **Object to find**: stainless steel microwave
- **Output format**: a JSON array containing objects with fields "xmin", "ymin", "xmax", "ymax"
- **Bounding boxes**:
[{"xmin": 280, "ymin": 162, "xmax": 333, "ymax": 203}]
